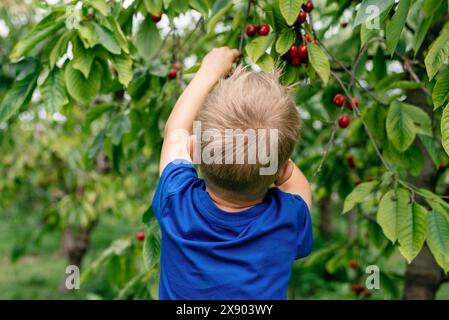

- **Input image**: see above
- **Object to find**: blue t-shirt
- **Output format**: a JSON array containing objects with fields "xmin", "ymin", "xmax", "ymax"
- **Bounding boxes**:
[{"xmin": 152, "ymin": 160, "xmax": 313, "ymax": 300}]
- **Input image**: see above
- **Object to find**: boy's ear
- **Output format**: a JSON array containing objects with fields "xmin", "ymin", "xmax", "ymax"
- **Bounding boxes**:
[
  {"xmin": 275, "ymin": 160, "xmax": 294, "ymax": 186},
  {"xmin": 188, "ymin": 135, "xmax": 198, "ymax": 163}
]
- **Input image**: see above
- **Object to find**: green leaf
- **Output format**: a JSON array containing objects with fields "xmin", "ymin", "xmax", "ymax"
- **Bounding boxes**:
[
  {"xmin": 441, "ymin": 103, "xmax": 449, "ymax": 156},
  {"xmin": 245, "ymin": 32, "xmax": 275, "ymax": 63},
  {"xmin": 72, "ymin": 36, "xmax": 96, "ymax": 78},
  {"xmin": 93, "ymin": 22, "xmax": 121, "ymax": 54},
  {"xmin": 402, "ymin": 103, "xmax": 432, "ymax": 136},
  {"xmin": 110, "ymin": 54, "xmax": 133, "ymax": 87},
  {"xmin": 385, "ymin": 0, "xmax": 411, "ymax": 56},
  {"xmin": 386, "ymin": 100, "xmax": 416, "ymax": 152},
  {"xmin": 86, "ymin": 104, "xmax": 115, "ymax": 124},
  {"xmin": 279, "ymin": 0, "xmax": 304, "ymax": 26},
  {"xmin": 432, "ymin": 69, "xmax": 449, "ymax": 109},
  {"xmin": 143, "ymin": 221, "xmax": 161, "ymax": 270},
  {"xmin": 419, "ymin": 135, "xmax": 441, "ymax": 167},
  {"xmin": 144, "ymin": 0, "xmax": 163, "ymax": 15},
  {"xmin": 189, "ymin": 0, "xmax": 209, "ymax": 16},
  {"xmin": 307, "ymin": 43, "xmax": 330, "ymax": 84},
  {"xmin": 257, "ymin": 54, "xmax": 275, "ymax": 72},
  {"xmin": 89, "ymin": 0, "xmax": 109, "ymax": 15},
  {"xmin": 427, "ymin": 209, "xmax": 449, "ymax": 272},
  {"xmin": 354, "ymin": 0, "xmax": 394, "ymax": 27},
  {"xmin": 65, "ymin": 60, "xmax": 103, "ymax": 105},
  {"xmin": 343, "ymin": 181, "xmax": 378, "ymax": 213},
  {"xmin": 275, "ymin": 28, "xmax": 296, "ymax": 55},
  {"xmin": 413, "ymin": 14, "xmax": 434, "ymax": 54},
  {"xmin": 398, "ymin": 202, "xmax": 427, "ymax": 263},
  {"xmin": 78, "ymin": 23, "xmax": 97, "ymax": 48},
  {"xmin": 49, "ymin": 31, "xmax": 73, "ymax": 69},
  {"xmin": 88, "ymin": 129, "xmax": 106, "ymax": 159},
  {"xmin": 377, "ymin": 188, "xmax": 410, "ymax": 243},
  {"xmin": 40, "ymin": 68, "xmax": 69, "ymax": 113},
  {"xmin": 142, "ymin": 206, "xmax": 156, "ymax": 225},
  {"xmin": 0, "ymin": 63, "xmax": 40, "ymax": 123},
  {"xmin": 206, "ymin": 3, "xmax": 233, "ymax": 33},
  {"xmin": 107, "ymin": 114, "xmax": 131, "ymax": 145},
  {"xmin": 360, "ymin": 22, "xmax": 380, "ymax": 48},
  {"xmin": 10, "ymin": 14, "xmax": 65, "ymax": 62},
  {"xmin": 135, "ymin": 18, "xmax": 162, "ymax": 62},
  {"xmin": 425, "ymin": 28, "xmax": 449, "ymax": 80},
  {"xmin": 383, "ymin": 143, "xmax": 424, "ymax": 176}
]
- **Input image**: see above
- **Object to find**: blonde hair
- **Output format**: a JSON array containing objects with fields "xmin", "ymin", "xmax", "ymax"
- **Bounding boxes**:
[{"xmin": 197, "ymin": 66, "xmax": 300, "ymax": 200}]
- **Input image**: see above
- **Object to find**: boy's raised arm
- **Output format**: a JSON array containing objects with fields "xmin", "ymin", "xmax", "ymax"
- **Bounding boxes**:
[
  {"xmin": 277, "ymin": 160, "xmax": 312, "ymax": 211},
  {"xmin": 159, "ymin": 47, "xmax": 240, "ymax": 174}
]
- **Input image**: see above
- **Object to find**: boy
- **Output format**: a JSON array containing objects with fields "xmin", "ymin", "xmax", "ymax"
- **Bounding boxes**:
[{"xmin": 152, "ymin": 47, "xmax": 313, "ymax": 300}]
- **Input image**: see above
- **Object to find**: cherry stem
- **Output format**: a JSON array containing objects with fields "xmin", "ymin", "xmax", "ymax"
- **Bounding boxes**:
[{"xmin": 238, "ymin": 0, "xmax": 253, "ymax": 53}]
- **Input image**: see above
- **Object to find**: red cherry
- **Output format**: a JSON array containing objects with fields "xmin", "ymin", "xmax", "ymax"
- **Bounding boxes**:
[
  {"xmin": 290, "ymin": 57, "xmax": 302, "ymax": 65},
  {"xmin": 351, "ymin": 284, "xmax": 364, "ymax": 295},
  {"xmin": 246, "ymin": 24, "xmax": 258, "ymax": 37},
  {"xmin": 168, "ymin": 68, "xmax": 177, "ymax": 80},
  {"xmin": 151, "ymin": 13, "xmax": 162, "ymax": 22},
  {"xmin": 298, "ymin": 45, "xmax": 308, "ymax": 60},
  {"xmin": 302, "ymin": 0, "xmax": 314, "ymax": 13},
  {"xmin": 333, "ymin": 93, "xmax": 345, "ymax": 107},
  {"xmin": 136, "ymin": 232, "xmax": 145, "ymax": 241},
  {"xmin": 346, "ymin": 154, "xmax": 355, "ymax": 168},
  {"xmin": 338, "ymin": 115, "xmax": 350, "ymax": 128},
  {"xmin": 348, "ymin": 259, "xmax": 358, "ymax": 269},
  {"xmin": 362, "ymin": 289, "xmax": 372, "ymax": 298},
  {"xmin": 312, "ymin": 39, "xmax": 319, "ymax": 44},
  {"xmin": 289, "ymin": 45, "xmax": 300, "ymax": 58},
  {"xmin": 347, "ymin": 97, "xmax": 359, "ymax": 110},
  {"xmin": 258, "ymin": 24, "xmax": 270, "ymax": 36},
  {"xmin": 297, "ymin": 11, "xmax": 307, "ymax": 24},
  {"xmin": 303, "ymin": 34, "xmax": 311, "ymax": 43}
]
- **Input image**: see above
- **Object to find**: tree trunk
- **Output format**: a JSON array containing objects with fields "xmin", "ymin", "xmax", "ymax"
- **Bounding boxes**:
[
  {"xmin": 62, "ymin": 222, "xmax": 97, "ymax": 269},
  {"xmin": 403, "ymin": 245, "xmax": 443, "ymax": 299},
  {"xmin": 318, "ymin": 196, "xmax": 333, "ymax": 236}
]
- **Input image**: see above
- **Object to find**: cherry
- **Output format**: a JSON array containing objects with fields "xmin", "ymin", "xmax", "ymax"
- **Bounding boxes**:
[
  {"xmin": 290, "ymin": 57, "xmax": 302, "ymax": 65},
  {"xmin": 246, "ymin": 24, "xmax": 258, "ymax": 37},
  {"xmin": 362, "ymin": 289, "xmax": 372, "ymax": 298},
  {"xmin": 348, "ymin": 259, "xmax": 358, "ymax": 269},
  {"xmin": 289, "ymin": 45, "xmax": 300, "ymax": 58},
  {"xmin": 303, "ymin": 34, "xmax": 311, "ymax": 43},
  {"xmin": 297, "ymin": 11, "xmax": 307, "ymax": 24},
  {"xmin": 302, "ymin": 0, "xmax": 314, "ymax": 13},
  {"xmin": 298, "ymin": 45, "xmax": 308, "ymax": 60},
  {"xmin": 347, "ymin": 97, "xmax": 359, "ymax": 110},
  {"xmin": 351, "ymin": 284, "xmax": 364, "ymax": 295},
  {"xmin": 340, "ymin": 22, "xmax": 348, "ymax": 28},
  {"xmin": 151, "ymin": 13, "xmax": 162, "ymax": 22},
  {"xmin": 168, "ymin": 68, "xmax": 177, "ymax": 79},
  {"xmin": 338, "ymin": 115, "xmax": 350, "ymax": 128},
  {"xmin": 258, "ymin": 24, "xmax": 270, "ymax": 36},
  {"xmin": 333, "ymin": 93, "xmax": 345, "ymax": 107},
  {"xmin": 312, "ymin": 39, "xmax": 319, "ymax": 44},
  {"xmin": 346, "ymin": 154, "xmax": 355, "ymax": 168},
  {"xmin": 136, "ymin": 232, "xmax": 145, "ymax": 241}
]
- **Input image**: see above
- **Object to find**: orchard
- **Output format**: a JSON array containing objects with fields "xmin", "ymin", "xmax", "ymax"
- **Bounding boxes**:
[{"xmin": 1, "ymin": 0, "xmax": 449, "ymax": 300}]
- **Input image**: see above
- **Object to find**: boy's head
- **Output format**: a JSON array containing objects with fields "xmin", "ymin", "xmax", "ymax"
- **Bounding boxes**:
[{"xmin": 195, "ymin": 66, "xmax": 300, "ymax": 201}]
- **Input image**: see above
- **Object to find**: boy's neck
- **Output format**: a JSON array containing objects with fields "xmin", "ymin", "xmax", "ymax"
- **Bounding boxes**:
[{"xmin": 206, "ymin": 187, "xmax": 265, "ymax": 212}]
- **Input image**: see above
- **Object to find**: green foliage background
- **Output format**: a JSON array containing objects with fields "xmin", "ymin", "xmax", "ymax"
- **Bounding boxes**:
[{"xmin": 1, "ymin": 0, "xmax": 449, "ymax": 299}]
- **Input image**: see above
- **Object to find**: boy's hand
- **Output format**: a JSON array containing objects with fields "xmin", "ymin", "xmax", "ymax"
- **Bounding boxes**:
[{"xmin": 198, "ymin": 47, "xmax": 240, "ymax": 82}]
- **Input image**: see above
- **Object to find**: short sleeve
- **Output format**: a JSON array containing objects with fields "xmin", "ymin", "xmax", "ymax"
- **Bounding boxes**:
[
  {"xmin": 292, "ymin": 195, "xmax": 313, "ymax": 259},
  {"xmin": 151, "ymin": 159, "xmax": 198, "ymax": 219}
]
